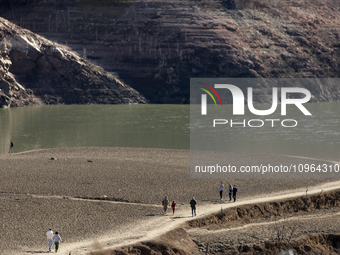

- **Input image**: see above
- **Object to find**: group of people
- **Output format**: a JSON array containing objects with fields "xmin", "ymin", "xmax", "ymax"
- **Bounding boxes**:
[
  {"xmin": 162, "ymin": 196, "xmax": 197, "ymax": 217},
  {"xmin": 46, "ymin": 183, "xmax": 235, "ymax": 252},
  {"xmin": 162, "ymin": 196, "xmax": 177, "ymax": 215},
  {"xmin": 219, "ymin": 182, "xmax": 238, "ymax": 202},
  {"xmin": 46, "ymin": 229, "xmax": 62, "ymax": 252},
  {"xmin": 162, "ymin": 184, "xmax": 237, "ymax": 217},
  {"xmin": 161, "ymin": 182, "xmax": 237, "ymax": 217}
]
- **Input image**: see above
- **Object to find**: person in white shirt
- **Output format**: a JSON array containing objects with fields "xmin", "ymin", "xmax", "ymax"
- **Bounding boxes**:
[
  {"xmin": 46, "ymin": 229, "xmax": 54, "ymax": 252},
  {"xmin": 219, "ymin": 182, "xmax": 225, "ymax": 200},
  {"xmin": 53, "ymin": 231, "xmax": 62, "ymax": 252}
]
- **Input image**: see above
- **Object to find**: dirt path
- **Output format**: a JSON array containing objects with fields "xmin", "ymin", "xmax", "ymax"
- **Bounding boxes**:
[
  {"xmin": 187, "ymin": 209, "xmax": 340, "ymax": 235},
  {"xmin": 43, "ymin": 180, "xmax": 340, "ymax": 255},
  {"xmin": 2, "ymin": 147, "xmax": 337, "ymax": 254},
  {"xmin": 30, "ymin": 194, "xmax": 163, "ymax": 208}
]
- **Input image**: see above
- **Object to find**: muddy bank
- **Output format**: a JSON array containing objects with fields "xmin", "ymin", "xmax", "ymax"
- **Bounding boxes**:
[
  {"xmin": 0, "ymin": 147, "xmax": 338, "ymax": 254},
  {"xmin": 90, "ymin": 228, "xmax": 200, "ymax": 255},
  {"xmin": 90, "ymin": 233, "xmax": 340, "ymax": 255},
  {"xmin": 188, "ymin": 189, "xmax": 340, "ymax": 228},
  {"xmin": 99, "ymin": 189, "xmax": 340, "ymax": 255}
]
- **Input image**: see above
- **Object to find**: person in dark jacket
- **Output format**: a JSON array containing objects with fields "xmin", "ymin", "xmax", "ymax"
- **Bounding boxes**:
[
  {"xmin": 190, "ymin": 197, "xmax": 197, "ymax": 216},
  {"xmin": 233, "ymin": 185, "xmax": 238, "ymax": 202},
  {"xmin": 228, "ymin": 184, "xmax": 233, "ymax": 201},
  {"xmin": 9, "ymin": 140, "xmax": 14, "ymax": 153},
  {"xmin": 162, "ymin": 196, "xmax": 169, "ymax": 213}
]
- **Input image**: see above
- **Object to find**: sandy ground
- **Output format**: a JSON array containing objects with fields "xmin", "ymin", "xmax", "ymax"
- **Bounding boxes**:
[
  {"xmin": 188, "ymin": 207, "xmax": 340, "ymax": 251},
  {"xmin": 0, "ymin": 147, "xmax": 338, "ymax": 254}
]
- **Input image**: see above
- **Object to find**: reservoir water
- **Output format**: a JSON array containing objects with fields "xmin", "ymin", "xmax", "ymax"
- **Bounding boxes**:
[
  {"xmin": 0, "ymin": 104, "xmax": 190, "ymax": 154},
  {"xmin": 0, "ymin": 102, "xmax": 339, "ymax": 160}
]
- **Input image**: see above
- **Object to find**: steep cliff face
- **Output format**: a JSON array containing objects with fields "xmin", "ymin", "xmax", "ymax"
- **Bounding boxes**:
[
  {"xmin": 0, "ymin": 17, "xmax": 145, "ymax": 108},
  {"xmin": 1, "ymin": 0, "xmax": 340, "ymax": 104},
  {"xmin": 0, "ymin": 20, "xmax": 42, "ymax": 107}
]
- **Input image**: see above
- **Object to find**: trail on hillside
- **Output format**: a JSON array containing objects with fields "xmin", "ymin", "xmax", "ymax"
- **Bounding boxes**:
[
  {"xmin": 49, "ymin": 180, "xmax": 340, "ymax": 255},
  {"xmin": 187, "ymin": 210, "xmax": 340, "ymax": 235}
]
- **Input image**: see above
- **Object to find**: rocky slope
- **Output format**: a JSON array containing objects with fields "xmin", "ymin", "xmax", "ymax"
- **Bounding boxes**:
[
  {"xmin": 0, "ymin": 16, "xmax": 145, "ymax": 108},
  {"xmin": 1, "ymin": 0, "xmax": 340, "ymax": 104}
]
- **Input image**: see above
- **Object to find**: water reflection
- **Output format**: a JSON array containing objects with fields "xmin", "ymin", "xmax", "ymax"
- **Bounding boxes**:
[
  {"xmin": 0, "ymin": 102, "xmax": 339, "ymax": 160},
  {"xmin": 0, "ymin": 105, "xmax": 190, "ymax": 154},
  {"xmin": 190, "ymin": 101, "xmax": 340, "ymax": 160}
]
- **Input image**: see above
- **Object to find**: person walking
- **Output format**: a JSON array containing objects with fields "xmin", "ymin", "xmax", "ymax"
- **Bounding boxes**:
[
  {"xmin": 190, "ymin": 197, "xmax": 197, "ymax": 216},
  {"xmin": 233, "ymin": 185, "xmax": 238, "ymax": 202},
  {"xmin": 46, "ymin": 229, "xmax": 54, "ymax": 252},
  {"xmin": 171, "ymin": 201, "xmax": 177, "ymax": 215},
  {"xmin": 9, "ymin": 140, "xmax": 14, "ymax": 153},
  {"xmin": 219, "ymin": 182, "xmax": 224, "ymax": 200},
  {"xmin": 228, "ymin": 184, "xmax": 233, "ymax": 201},
  {"xmin": 162, "ymin": 196, "xmax": 169, "ymax": 213},
  {"xmin": 52, "ymin": 231, "xmax": 62, "ymax": 253}
]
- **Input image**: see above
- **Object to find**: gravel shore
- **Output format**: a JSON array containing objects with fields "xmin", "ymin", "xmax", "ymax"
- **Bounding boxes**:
[{"xmin": 0, "ymin": 147, "xmax": 333, "ymax": 254}]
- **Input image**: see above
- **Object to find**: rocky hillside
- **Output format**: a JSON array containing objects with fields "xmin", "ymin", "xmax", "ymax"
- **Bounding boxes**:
[
  {"xmin": 0, "ymin": 16, "xmax": 145, "ymax": 108},
  {"xmin": 1, "ymin": 0, "xmax": 340, "ymax": 104}
]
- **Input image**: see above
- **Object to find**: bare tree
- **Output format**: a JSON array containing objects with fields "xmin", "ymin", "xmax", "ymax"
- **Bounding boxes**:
[{"xmin": 271, "ymin": 217, "xmax": 298, "ymax": 249}]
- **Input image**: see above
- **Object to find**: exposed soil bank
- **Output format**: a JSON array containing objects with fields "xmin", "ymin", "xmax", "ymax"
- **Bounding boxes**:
[
  {"xmin": 90, "ymin": 233, "xmax": 340, "ymax": 255},
  {"xmin": 0, "ymin": 147, "xmax": 338, "ymax": 254},
  {"xmin": 188, "ymin": 189, "xmax": 340, "ymax": 228},
  {"xmin": 99, "ymin": 189, "xmax": 340, "ymax": 255}
]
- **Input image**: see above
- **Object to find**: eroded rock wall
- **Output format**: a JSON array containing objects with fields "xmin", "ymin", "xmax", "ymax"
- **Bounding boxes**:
[
  {"xmin": 0, "ymin": 17, "xmax": 145, "ymax": 108},
  {"xmin": 1, "ymin": 0, "xmax": 340, "ymax": 104}
]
